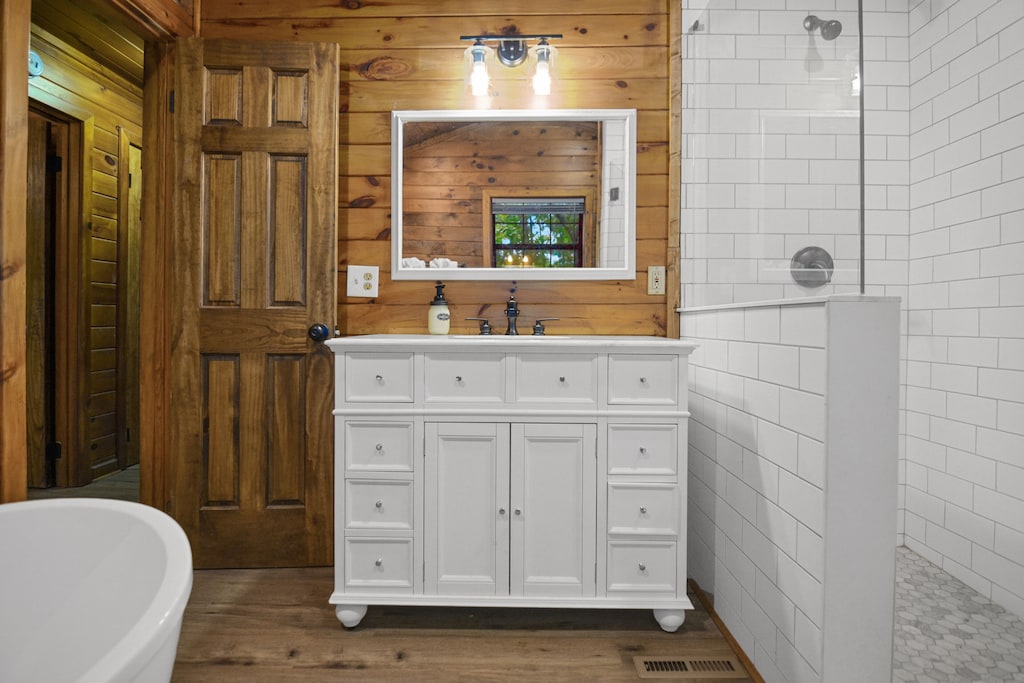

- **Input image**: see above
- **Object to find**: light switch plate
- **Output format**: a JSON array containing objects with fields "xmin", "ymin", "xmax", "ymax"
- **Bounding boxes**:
[
  {"xmin": 347, "ymin": 265, "xmax": 379, "ymax": 298},
  {"xmin": 648, "ymin": 266, "xmax": 666, "ymax": 295}
]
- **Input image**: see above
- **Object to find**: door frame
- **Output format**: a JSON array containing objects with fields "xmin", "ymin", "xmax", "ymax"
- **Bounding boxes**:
[
  {"xmin": 1, "ymin": 2, "xmax": 184, "ymax": 505},
  {"xmin": 25, "ymin": 101, "xmax": 90, "ymax": 488},
  {"xmin": 0, "ymin": 0, "xmax": 31, "ymax": 503},
  {"xmin": 116, "ymin": 128, "xmax": 142, "ymax": 470}
]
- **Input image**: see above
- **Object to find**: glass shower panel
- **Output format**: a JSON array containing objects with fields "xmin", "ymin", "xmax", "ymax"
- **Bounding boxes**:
[{"xmin": 681, "ymin": 1, "xmax": 864, "ymax": 308}]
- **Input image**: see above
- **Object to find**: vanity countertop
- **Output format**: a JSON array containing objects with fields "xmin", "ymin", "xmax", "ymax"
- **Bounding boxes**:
[{"xmin": 326, "ymin": 334, "xmax": 698, "ymax": 352}]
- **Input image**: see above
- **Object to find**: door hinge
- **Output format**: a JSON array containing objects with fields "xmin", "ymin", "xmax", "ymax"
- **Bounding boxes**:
[
  {"xmin": 45, "ymin": 441, "xmax": 62, "ymax": 461},
  {"xmin": 168, "ymin": 89, "xmax": 175, "ymax": 113},
  {"xmin": 128, "ymin": 172, "xmax": 133, "ymax": 189}
]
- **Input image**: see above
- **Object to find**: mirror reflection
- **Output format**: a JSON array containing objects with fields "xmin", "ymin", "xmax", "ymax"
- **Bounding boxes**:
[{"xmin": 391, "ymin": 109, "xmax": 636, "ymax": 281}]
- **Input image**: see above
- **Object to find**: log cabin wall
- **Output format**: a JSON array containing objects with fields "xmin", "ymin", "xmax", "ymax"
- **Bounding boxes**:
[
  {"xmin": 27, "ymin": 9, "xmax": 144, "ymax": 483},
  {"xmin": 200, "ymin": 0, "xmax": 676, "ymax": 337}
]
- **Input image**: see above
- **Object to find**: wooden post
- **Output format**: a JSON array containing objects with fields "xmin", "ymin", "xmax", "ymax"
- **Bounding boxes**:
[{"xmin": 0, "ymin": 0, "xmax": 31, "ymax": 502}]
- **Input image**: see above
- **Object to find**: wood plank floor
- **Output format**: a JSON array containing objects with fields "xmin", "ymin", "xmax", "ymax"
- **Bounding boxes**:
[{"xmin": 173, "ymin": 568, "xmax": 756, "ymax": 682}]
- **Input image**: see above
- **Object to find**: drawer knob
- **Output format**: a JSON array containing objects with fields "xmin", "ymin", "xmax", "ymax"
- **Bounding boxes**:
[
  {"xmin": 640, "ymin": 506, "xmax": 648, "ymax": 514},
  {"xmin": 638, "ymin": 562, "xmax": 647, "ymax": 572},
  {"xmin": 375, "ymin": 373, "xmax": 383, "ymax": 382},
  {"xmin": 640, "ymin": 376, "xmax": 648, "ymax": 384},
  {"xmin": 375, "ymin": 500, "xmax": 383, "ymax": 509},
  {"xmin": 375, "ymin": 558, "xmax": 383, "ymax": 568},
  {"xmin": 639, "ymin": 446, "xmax": 647, "ymax": 455},
  {"xmin": 455, "ymin": 375, "xmax": 463, "ymax": 383},
  {"xmin": 559, "ymin": 376, "xmax": 566, "ymax": 383},
  {"xmin": 375, "ymin": 443, "xmax": 383, "ymax": 452}
]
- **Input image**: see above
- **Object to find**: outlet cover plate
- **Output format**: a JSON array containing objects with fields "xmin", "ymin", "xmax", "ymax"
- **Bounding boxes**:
[
  {"xmin": 648, "ymin": 265, "xmax": 666, "ymax": 295},
  {"xmin": 347, "ymin": 265, "xmax": 379, "ymax": 297}
]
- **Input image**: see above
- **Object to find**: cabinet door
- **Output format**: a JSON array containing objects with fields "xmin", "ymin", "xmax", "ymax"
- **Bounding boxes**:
[
  {"xmin": 511, "ymin": 423, "xmax": 597, "ymax": 598},
  {"xmin": 425, "ymin": 423, "xmax": 510, "ymax": 596}
]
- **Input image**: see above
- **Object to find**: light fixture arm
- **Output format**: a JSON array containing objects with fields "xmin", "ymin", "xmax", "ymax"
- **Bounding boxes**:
[{"xmin": 460, "ymin": 34, "xmax": 563, "ymax": 67}]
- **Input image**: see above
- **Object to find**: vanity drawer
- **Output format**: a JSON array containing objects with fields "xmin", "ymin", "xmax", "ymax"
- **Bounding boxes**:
[
  {"xmin": 344, "ymin": 537, "xmax": 414, "ymax": 592},
  {"xmin": 607, "ymin": 423, "xmax": 678, "ymax": 476},
  {"xmin": 346, "ymin": 480, "xmax": 414, "ymax": 530},
  {"xmin": 608, "ymin": 354, "xmax": 678, "ymax": 405},
  {"xmin": 345, "ymin": 421, "xmax": 415, "ymax": 472},
  {"xmin": 515, "ymin": 354, "xmax": 597, "ymax": 405},
  {"xmin": 607, "ymin": 541, "xmax": 677, "ymax": 595},
  {"xmin": 424, "ymin": 352, "xmax": 505, "ymax": 403},
  {"xmin": 608, "ymin": 483, "xmax": 679, "ymax": 536},
  {"xmin": 345, "ymin": 353, "xmax": 414, "ymax": 403}
]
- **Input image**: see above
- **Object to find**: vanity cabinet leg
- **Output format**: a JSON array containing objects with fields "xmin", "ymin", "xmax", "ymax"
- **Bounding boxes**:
[
  {"xmin": 653, "ymin": 609, "xmax": 685, "ymax": 633},
  {"xmin": 336, "ymin": 604, "xmax": 368, "ymax": 628}
]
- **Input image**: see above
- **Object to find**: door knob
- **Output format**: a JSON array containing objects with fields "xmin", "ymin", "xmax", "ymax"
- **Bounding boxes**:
[{"xmin": 308, "ymin": 323, "xmax": 330, "ymax": 342}]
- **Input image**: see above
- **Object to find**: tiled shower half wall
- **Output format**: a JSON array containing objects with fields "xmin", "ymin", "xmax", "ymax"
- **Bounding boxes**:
[{"xmin": 680, "ymin": 0, "xmax": 865, "ymax": 307}]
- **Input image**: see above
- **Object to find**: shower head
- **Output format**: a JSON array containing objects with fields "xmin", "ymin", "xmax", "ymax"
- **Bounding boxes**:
[{"xmin": 804, "ymin": 14, "xmax": 843, "ymax": 41}]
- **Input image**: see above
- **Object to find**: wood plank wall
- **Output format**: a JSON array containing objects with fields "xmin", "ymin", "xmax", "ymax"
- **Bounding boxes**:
[
  {"xmin": 28, "ymin": 21, "xmax": 143, "ymax": 482},
  {"xmin": 200, "ymin": 0, "xmax": 675, "ymax": 336}
]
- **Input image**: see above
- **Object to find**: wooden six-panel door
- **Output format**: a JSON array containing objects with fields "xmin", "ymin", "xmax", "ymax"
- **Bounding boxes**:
[{"xmin": 172, "ymin": 39, "xmax": 338, "ymax": 568}]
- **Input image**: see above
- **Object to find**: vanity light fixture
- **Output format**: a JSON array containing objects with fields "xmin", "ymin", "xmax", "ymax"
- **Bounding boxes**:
[{"xmin": 460, "ymin": 34, "xmax": 562, "ymax": 96}]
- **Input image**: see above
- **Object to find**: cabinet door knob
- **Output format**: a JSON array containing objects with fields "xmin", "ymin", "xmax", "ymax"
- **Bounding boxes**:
[
  {"xmin": 375, "ymin": 443, "xmax": 383, "ymax": 452},
  {"xmin": 514, "ymin": 508, "xmax": 522, "ymax": 516},
  {"xmin": 375, "ymin": 373, "xmax": 383, "ymax": 382},
  {"xmin": 498, "ymin": 507, "xmax": 506, "ymax": 516},
  {"xmin": 640, "ymin": 506, "xmax": 648, "ymax": 514},
  {"xmin": 639, "ymin": 446, "xmax": 647, "ymax": 455},
  {"xmin": 455, "ymin": 375, "xmax": 463, "ymax": 383},
  {"xmin": 640, "ymin": 376, "xmax": 647, "ymax": 384},
  {"xmin": 375, "ymin": 500, "xmax": 383, "ymax": 509},
  {"xmin": 638, "ymin": 562, "xmax": 646, "ymax": 572},
  {"xmin": 375, "ymin": 558, "xmax": 383, "ymax": 567}
]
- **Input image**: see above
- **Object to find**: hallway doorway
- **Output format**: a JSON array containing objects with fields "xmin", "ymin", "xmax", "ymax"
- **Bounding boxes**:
[{"xmin": 26, "ymin": 101, "xmax": 142, "ymax": 499}]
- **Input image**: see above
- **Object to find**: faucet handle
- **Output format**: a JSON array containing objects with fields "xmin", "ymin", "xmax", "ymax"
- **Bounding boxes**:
[
  {"xmin": 465, "ymin": 317, "xmax": 493, "ymax": 335},
  {"xmin": 531, "ymin": 318, "xmax": 560, "ymax": 336}
]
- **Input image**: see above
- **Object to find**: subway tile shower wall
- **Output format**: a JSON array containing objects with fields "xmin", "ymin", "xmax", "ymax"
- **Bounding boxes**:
[
  {"xmin": 680, "ymin": 1, "xmax": 891, "ymax": 307},
  {"xmin": 903, "ymin": 0, "xmax": 1024, "ymax": 622}
]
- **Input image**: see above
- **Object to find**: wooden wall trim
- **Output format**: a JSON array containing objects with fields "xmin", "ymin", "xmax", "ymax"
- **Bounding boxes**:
[
  {"xmin": 117, "ymin": 127, "xmax": 142, "ymax": 471},
  {"xmin": 667, "ymin": 0, "xmax": 682, "ymax": 337},
  {"xmin": 139, "ymin": 41, "xmax": 175, "ymax": 511},
  {"xmin": 106, "ymin": 0, "xmax": 197, "ymax": 41},
  {"xmin": 0, "ymin": 0, "xmax": 30, "ymax": 503}
]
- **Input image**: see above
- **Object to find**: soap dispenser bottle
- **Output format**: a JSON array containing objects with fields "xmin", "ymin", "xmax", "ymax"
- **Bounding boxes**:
[{"xmin": 428, "ymin": 282, "xmax": 451, "ymax": 335}]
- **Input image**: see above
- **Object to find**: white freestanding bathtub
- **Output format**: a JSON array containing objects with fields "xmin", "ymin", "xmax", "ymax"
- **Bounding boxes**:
[{"xmin": 0, "ymin": 498, "xmax": 193, "ymax": 682}]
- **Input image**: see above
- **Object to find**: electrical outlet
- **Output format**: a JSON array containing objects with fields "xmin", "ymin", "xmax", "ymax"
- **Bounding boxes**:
[
  {"xmin": 347, "ymin": 265, "xmax": 379, "ymax": 298},
  {"xmin": 648, "ymin": 266, "xmax": 666, "ymax": 295}
]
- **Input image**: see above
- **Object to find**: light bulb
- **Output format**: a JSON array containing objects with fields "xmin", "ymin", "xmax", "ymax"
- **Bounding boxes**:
[
  {"xmin": 532, "ymin": 42, "xmax": 553, "ymax": 96},
  {"xmin": 466, "ymin": 41, "xmax": 490, "ymax": 97},
  {"xmin": 471, "ymin": 60, "xmax": 489, "ymax": 97},
  {"xmin": 522, "ymin": 254, "xmax": 530, "ymax": 266}
]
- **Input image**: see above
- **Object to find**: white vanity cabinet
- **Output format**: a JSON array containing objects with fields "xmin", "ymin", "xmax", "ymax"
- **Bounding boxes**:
[{"xmin": 327, "ymin": 335, "xmax": 697, "ymax": 632}]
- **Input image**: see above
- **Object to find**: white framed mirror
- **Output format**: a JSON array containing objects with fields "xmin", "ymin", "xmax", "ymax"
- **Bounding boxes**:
[{"xmin": 391, "ymin": 108, "xmax": 637, "ymax": 281}]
